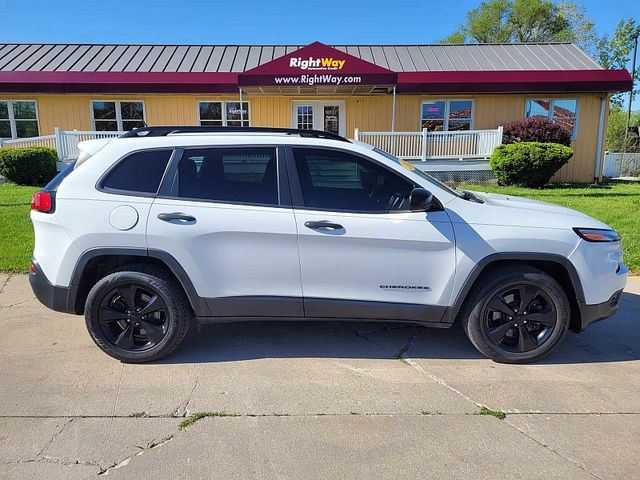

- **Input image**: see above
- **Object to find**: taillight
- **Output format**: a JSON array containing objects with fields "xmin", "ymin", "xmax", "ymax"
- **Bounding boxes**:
[{"xmin": 31, "ymin": 191, "xmax": 54, "ymax": 213}]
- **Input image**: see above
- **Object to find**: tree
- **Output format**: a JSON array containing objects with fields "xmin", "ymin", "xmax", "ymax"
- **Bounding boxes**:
[
  {"xmin": 606, "ymin": 105, "xmax": 640, "ymax": 153},
  {"xmin": 440, "ymin": 0, "xmax": 597, "ymax": 49},
  {"xmin": 597, "ymin": 18, "xmax": 640, "ymax": 107}
]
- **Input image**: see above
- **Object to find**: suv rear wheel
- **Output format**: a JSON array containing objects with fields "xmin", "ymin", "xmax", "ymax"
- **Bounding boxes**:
[
  {"xmin": 461, "ymin": 266, "xmax": 570, "ymax": 364},
  {"xmin": 84, "ymin": 265, "xmax": 191, "ymax": 363}
]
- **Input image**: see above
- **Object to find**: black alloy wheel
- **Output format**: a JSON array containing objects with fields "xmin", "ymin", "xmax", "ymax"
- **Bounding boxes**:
[
  {"xmin": 98, "ymin": 283, "xmax": 169, "ymax": 351},
  {"xmin": 482, "ymin": 283, "xmax": 558, "ymax": 353},
  {"xmin": 85, "ymin": 265, "xmax": 192, "ymax": 363},
  {"xmin": 460, "ymin": 266, "xmax": 570, "ymax": 364}
]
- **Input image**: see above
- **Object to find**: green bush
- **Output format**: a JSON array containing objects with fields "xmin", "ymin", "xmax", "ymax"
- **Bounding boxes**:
[
  {"xmin": 489, "ymin": 142, "xmax": 573, "ymax": 187},
  {"xmin": 0, "ymin": 147, "xmax": 58, "ymax": 186}
]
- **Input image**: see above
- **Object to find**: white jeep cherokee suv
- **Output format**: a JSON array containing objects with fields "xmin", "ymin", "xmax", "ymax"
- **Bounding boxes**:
[{"xmin": 29, "ymin": 126, "xmax": 627, "ymax": 364}]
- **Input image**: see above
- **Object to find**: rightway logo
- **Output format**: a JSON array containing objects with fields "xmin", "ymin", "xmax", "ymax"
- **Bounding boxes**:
[{"xmin": 289, "ymin": 57, "xmax": 346, "ymax": 71}]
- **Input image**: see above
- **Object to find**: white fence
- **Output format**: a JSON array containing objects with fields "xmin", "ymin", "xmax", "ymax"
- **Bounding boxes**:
[
  {"xmin": 603, "ymin": 152, "xmax": 640, "ymax": 178},
  {"xmin": 354, "ymin": 127, "xmax": 503, "ymax": 161},
  {"xmin": 0, "ymin": 128, "xmax": 123, "ymax": 165}
]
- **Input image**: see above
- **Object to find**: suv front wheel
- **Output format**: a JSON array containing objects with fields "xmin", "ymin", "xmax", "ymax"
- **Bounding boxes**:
[
  {"xmin": 84, "ymin": 265, "xmax": 192, "ymax": 363},
  {"xmin": 461, "ymin": 266, "xmax": 570, "ymax": 364}
]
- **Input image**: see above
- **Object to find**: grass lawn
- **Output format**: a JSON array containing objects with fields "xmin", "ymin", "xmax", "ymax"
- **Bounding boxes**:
[
  {"xmin": 0, "ymin": 184, "xmax": 38, "ymax": 272},
  {"xmin": 464, "ymin": 182, "xmax": 640, "ymax": 274},
  {"xmin": 0, "ymin": 181, "xmax": 638, "ymax": 274}
]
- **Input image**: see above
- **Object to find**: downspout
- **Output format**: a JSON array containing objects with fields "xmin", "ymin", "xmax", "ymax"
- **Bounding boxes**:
[
  {"xmin": 594, "ymin": 93, "xmax": 609, "ymax": 183},
  {"xmin": 391, "ymin": 86, "xmax": 397, "ymax": 132}
]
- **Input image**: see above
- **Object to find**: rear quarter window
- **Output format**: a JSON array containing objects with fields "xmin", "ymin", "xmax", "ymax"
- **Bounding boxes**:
[{"xmin": 101, "ymin": 149, "xmax": 173, "ymax": 195}]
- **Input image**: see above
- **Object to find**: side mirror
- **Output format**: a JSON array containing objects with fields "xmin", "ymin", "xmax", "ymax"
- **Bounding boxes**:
[{"xmin": 409, "ymin": 187, "xmax": 435, "ymax": 212}]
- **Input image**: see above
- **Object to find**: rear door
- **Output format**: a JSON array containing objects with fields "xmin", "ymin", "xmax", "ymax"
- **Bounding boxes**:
[
  {"xmin": 286, "ymin": 146, "xmax": 456, "ymax": 322},
  {"xmin": 147, "ymin": 145, "xmax": 303, "ymax": 317}
]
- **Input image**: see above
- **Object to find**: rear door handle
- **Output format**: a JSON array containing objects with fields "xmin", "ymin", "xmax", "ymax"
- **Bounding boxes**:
[
  {"xmin": 157, "ymin": 212, "xmax": 196, "ymax": 222},
  {"xmin": 304, "ymin": 220, "xmax": 344, "ymax": 230}
]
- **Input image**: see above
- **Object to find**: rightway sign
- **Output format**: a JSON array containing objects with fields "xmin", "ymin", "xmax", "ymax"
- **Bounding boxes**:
[{"xmin": 238, "ymin": 41, "xmax": 397, "ymax": 87}]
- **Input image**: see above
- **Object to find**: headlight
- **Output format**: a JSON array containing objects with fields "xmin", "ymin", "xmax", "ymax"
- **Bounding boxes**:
[{"xmin": 573, "ymin": 228, "xmax": 621, "ymax": 242}]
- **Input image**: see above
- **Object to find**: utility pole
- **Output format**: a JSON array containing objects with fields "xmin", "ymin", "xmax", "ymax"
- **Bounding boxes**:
[{"xmin": 623, "ymin": 34, "xmax": 638, "ymax": 155}]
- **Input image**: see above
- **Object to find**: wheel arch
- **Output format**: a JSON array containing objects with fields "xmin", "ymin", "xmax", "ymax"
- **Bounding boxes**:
[
  {"xmin": 448, "ymin": 253, "xmax": 585, "ymax": 333},
  {"xmin": 70, "ymin": 248, "xmax": 210, "ymax": 316}
]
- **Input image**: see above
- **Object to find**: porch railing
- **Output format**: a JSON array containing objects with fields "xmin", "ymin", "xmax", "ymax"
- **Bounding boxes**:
[
  {"xmin": 0, "ymin": 128, "xmax": 123, "ymax": 163},
  {"xmin": 354, "ymin": 127, "xmax": 503, "ymax": 161}
]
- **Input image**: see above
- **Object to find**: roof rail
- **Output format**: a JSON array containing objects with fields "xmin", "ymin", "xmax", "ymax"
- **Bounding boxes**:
[{"xmin": 119, "ymin": 126, "xmax": 350, "ymax": 142}]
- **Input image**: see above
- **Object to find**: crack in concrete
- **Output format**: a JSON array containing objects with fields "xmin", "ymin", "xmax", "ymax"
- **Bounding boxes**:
[
  {"xmin": 505, "ymin": 419, "xmax": 604, "ymax": 479},
  {"xmin": 0, "ymin": 296, "xmax": 36, "ymax": 309},
  {"xmin": 0, "ymin": 275, "xmax": 10, "ymax": 296},
  {"xmin": 35, "ymin": 417, "xmax": 74, "ymax": 460},
  {"xmin": 2, "ymin": 412, "xmax": 640, "ymax": 419},
  {"xmin": 168, "ymin": 368, "xmax": 199, "ymax": 418},
  {"xmin": 97, "ymin": 433, "xmax": 175, "ymax": 476}
]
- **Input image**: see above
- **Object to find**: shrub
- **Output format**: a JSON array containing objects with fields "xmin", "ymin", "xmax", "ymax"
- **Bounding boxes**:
[
  {"xmin": 489, "ymin": 142, "xmax": 573, "ymax": 187},
  {"xmin": 0, "ymin": 147, "xmax": 57, "ymax": 186},
  {"xmin": 502, "ymin": 117, "xmax": 572, "ymax": 146}
]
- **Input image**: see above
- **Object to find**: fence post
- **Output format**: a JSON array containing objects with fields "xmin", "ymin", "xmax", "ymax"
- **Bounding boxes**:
[
  {"xmin": 354, "ymin": 128, "xmax": 359, "ymax": 141},
  {"xmin": 54, "ymin": 127, "xmax": 64, "ymax": 162},
  {"xmin": 497, "ymin": 125, "xmax": 504, "ymax": 146},
  {"xmin": 421, "ymin": 128, "xmax": 428, "ymax": 162}
]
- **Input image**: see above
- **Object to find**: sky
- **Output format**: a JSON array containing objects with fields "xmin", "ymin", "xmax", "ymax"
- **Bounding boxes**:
[{"xmin": 1, "ymin": 0, "xmax": 638, "ymax": 106}]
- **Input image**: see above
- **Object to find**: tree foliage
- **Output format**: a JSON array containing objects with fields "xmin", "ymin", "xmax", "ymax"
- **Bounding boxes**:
[
  {"xmin": 607, "ymin": 106, "xmax": 640, "ymax": 153},
  {"xmin": 597, "ymin": 18, "xmax": 640, "ymax": 107},
  {"xmin": 440, "ymin": 0, "xmax": 597, "ymax": 51}
]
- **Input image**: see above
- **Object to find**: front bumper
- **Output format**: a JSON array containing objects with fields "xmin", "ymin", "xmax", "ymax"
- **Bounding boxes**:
[
  {"xmin": 577, "ymin": 289, "xmax": 623, "ymax": 331},
  {"xmin": 29, "ymin": 259, "xmax": 77, "ymax": 315}
]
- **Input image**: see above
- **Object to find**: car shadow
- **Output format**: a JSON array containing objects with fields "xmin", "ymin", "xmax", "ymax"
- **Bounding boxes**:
[{"xmin": 157, "ymin": 291, "xmax": 640, "ymax": 365}]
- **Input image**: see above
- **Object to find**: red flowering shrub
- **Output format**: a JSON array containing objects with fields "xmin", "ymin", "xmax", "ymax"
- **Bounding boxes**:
[{"xmin": 502, "ymin": 117, "xmax": 572, "ymax": 146}]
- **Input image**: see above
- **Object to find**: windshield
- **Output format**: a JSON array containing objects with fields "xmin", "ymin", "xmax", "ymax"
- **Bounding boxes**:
[{"xmin": 373, "ymin": 148, "xmax": 466, "ymax": 198}]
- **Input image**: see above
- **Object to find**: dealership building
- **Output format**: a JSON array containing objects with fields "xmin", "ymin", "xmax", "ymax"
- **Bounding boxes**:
[{"xmin": 0, "ymin": 41, "xmax": 632, "ymax": 182}]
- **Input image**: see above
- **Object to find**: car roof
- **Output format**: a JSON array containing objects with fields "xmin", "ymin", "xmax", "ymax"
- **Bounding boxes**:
[{"xmin": 103, "ymin": 133, "xmax": 365, "ymax": 149}]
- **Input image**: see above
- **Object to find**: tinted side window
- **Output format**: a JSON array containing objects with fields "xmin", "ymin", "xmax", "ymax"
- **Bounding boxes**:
[
  {"xmin": 177, "ymin": 147, "xmax": 278, "ymax": 205},
  {"xmin": 293, "ymin": 148, "xmax": 414, "ymax": 211},
  {"xmin": 102, "ymin": 149, "xmax": 172, "ymax": 194}
]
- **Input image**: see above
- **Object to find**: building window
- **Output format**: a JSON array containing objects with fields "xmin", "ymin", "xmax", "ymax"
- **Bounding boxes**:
[
  {"xmin": 0, "ymin": 100, "xmax": 39, "ymax": 139},
  {"xmin": 525, "ymin": 99, "xmax": 578, "ymax": 138},
  {"xmin": 91, "ymin": 101, "xmax": 145, "ymax": 132},
  {"xmin": 296, "ymin": 105, "xmax": 314, "ymax": 130},
  {"xmin": 421, "ymin": 100, "xmax": 473, "ymax": 131},
  {"xmin": 198, "ymin": 101, "xmax": 250, "ymax": 127}
]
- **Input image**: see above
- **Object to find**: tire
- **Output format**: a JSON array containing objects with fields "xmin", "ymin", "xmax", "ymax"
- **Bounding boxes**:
[
  {"xmin": 460, "ymin": 265, "xmax": 570, "ymax": 364},
  {"xmin": 84, "ymin": 264, "xmax": 192, "ymax": 363}
]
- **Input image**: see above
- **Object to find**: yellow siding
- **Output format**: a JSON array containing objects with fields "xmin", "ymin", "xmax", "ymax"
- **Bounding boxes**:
[
  {"xmin": 0, "ymin": 91, "xmax": 607, "ymax": 183},
  {"xmin": 392, "ymin": 93, "xmax": 607, "ymax": 183}
]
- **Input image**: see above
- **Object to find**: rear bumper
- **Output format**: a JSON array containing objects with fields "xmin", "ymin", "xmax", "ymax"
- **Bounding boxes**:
[
  {"xmin": 29, "ymin": 259, "xmax": 77, "ymax": 315},
  {"xmin": 578, "ymin": 289, "xmax": 623, "ymax": 331}
]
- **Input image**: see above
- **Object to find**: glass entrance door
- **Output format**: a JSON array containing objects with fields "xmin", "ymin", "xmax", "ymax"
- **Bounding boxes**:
[{"xmin": 293, "ymin": 101, "xmax": 345, "ymax": 137}]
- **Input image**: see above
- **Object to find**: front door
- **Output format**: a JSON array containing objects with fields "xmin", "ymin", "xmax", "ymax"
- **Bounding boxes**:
[
  {"xmin": 147, "ymin": 145, "xmax": 303, "ymax": 317},
  {"xmin": 285, "ymin": 146, "xmax": 456, "ymax": 322},
  {"xmin": 292, "ymin": 101, "xmax": 346, "ymax": 137}
]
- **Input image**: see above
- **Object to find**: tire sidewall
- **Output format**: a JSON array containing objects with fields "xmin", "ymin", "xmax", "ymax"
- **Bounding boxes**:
[
  {"xmin": 85, "ymin": 271, "xmax": 182, "ymax": 362},
  {"xmin": 464, "ymin": 270, "xmax": 570, "ymax": 363}
]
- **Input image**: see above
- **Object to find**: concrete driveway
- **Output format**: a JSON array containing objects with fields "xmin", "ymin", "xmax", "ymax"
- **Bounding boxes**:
[{"xmin": 1, "ymin": 274, "xmax": 639, "ymax": 479}]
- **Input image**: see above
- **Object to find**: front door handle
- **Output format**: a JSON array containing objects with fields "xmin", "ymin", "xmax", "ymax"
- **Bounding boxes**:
[
  {"xmin": 157, "ymin": 212, "xmax": 196, "ymax": 222},
  {"xmin": 304, "ymin": 220, "xmax": 344, "ymax": 230}
]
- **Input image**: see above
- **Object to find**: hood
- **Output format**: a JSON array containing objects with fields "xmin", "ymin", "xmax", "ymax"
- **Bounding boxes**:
[{"xmin": 448, "ymin": 191, "xmax": 611, "ymax": 230}]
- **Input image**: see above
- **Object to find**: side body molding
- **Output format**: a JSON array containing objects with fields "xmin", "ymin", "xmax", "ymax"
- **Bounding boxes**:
[
  {"xmin": 70, "ymin": 247, "xmax": 210, "ymax": 316},
  {"xmin": 443, "ymin": 252, "xmax": 586, "ymax": 325}
]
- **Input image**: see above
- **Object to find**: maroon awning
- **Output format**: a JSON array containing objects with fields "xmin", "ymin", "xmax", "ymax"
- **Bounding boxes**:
[
  {"xmin": 397, "ymin": 69, "xmax": 633, "ymax": 94},
  {"xmin": 0, "ymin": 71, "xmax": 239, "ymax": 93},
  {"xmin": 238, "ymin": 41, "xmax": 397, "ymax": 88}
]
